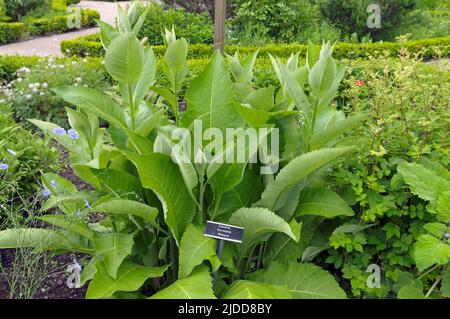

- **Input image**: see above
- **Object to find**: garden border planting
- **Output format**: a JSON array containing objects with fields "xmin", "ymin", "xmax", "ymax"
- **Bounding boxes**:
[
  {"xmin": 61, "ymin": 35, "xmax": 450, "ymax": 60},
  {"xmin": 0, "ymin": 9, "xmax": 99, "ymax": 44}
]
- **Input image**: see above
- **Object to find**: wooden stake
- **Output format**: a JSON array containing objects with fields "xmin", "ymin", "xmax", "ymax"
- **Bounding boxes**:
[{"xmin": 214, "ymin": 0, "xmax": 226, "ymax": 54}]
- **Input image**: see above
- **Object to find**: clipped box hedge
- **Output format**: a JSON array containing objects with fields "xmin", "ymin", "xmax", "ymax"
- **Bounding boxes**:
[
  {"xmin": 0, "ymin": 9, "xmax": 100, "ymax": 44},
  {"xmin": 61, "ymin": 35, "xmax": 450, "ymax": 60},
  {"xmin": 0, "ymin": 22, "xmax": 25, "ymax": 44},
  {"xmin": 27, "ymin": 18, "xmax": 52, "ymax": 36},
  {"xmin": 28, "ymin": 9, "xmax": 100, "ymax": 35}
]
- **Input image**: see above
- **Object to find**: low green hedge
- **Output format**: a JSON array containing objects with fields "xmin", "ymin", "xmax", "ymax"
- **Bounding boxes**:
[
  {"xmin": 27, "ymin": 18, "xmax": 52, "ymax": 36},
  {"xmin": 61, "ymin": 35, "xmax": 450, "ymax": 60},
  {"xmin": 0, "ymin": 22, "xmax": 25, "ymax": 44},
  {"xmin": 27, "ymin": 9, "xmax": 99, "ymax": 36},
  {"xmin": 0, "ymin": 9, "xmax": 99, "ymax": 43}
]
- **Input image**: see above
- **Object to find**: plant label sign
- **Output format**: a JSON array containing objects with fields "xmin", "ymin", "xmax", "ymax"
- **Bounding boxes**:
[{"xmin": 204, "ymin": 221, "xmax": 244, "ymax": 243}]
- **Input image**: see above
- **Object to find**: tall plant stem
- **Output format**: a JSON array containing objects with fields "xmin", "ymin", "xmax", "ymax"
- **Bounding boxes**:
[
  {"xmin": 425, "ymin": 271, "xmax": 443, "ymax": 298},
  {"xmin": 168, "ymin": 235, "xmax": 178, "ymax": 282},
  {"xmin": 128, "ymin": 84, "xmax": 136, "ymax": 131},
  {"xmin": 197, "ymin": 174, "xmax": 205, "ymax": 225}
]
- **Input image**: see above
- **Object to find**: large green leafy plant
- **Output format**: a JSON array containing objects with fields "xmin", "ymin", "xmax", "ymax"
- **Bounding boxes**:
[
  {"xmin": 0, "ymin": 3, "xmax": 366, "ymax": 299},
  {"xmin": 395, "ymin": 161, "xmax": 450, "ymax": 298}
]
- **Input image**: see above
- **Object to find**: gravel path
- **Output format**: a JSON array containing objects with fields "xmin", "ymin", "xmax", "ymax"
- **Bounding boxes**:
[{"xmin": 0, "ymin": 1, "xmax": 156, "ymax": 57}]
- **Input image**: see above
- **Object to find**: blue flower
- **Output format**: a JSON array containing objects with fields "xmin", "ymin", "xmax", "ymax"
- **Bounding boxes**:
[
  {"xmin": 77, "ymin": 209, "xmax": 82, "ymax": 219},
  {"xmin": 41, "ymin": 188, "xmax": 51, "ymax": 197},
  {"xmin": 7, "ymin": 149, "xmax": 17, "ymax": 156},
  {"xmin": 0, "ymin": 163, "xmax": 8, "ymax": 170},
  {"xmin": 67, "ymin": 129, "xmax": 80, "ymax": 140},
  {"xmin": 53, "ymin": 127, "xmax": 66, "ymax": 136},
  {"xmin": 84, "ymin": 199, "xmax": 92, "ymax": 209},
  {"xmin": 50, "ymin": 180, "xmax": 57, "ymax": 188}
]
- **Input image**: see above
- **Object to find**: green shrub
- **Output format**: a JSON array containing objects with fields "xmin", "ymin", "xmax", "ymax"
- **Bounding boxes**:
[
  {"xmin": 27, "ymin": 17, "xmax": 51, "ymax": 35},
  {"xmin": 62, "ymin": 34, "xmax": 450, "ymax": 60},
  {"xmin": 81, "ymin": 8, "xmax": 100, "ymax": 27},
  {"xmin": 230, "ymin": 0, "xmax": 340, "ymax": 44},
  {"xmin": 0, "ymin": 0, "xmax": 8, "ymax": 22},
  {"xmin": 51, "ymin": 0, "xmax": 66, "ymax": 11},
  {"xmin": 0, "ymin": 103, "xmax": 59, "ymax": 218},
  {"xmin": 50, "ymin": 14, "xmax": 69, "ymax": 33},
  {"xmin": 4, "ymin": 57, "xmax": 109, "ymax": 128},
  {"xmin": 138, "ymin": 3, "xmax": 213, "ymax": 45},
  {"xmin": 0, "ymin": 56, "xmax": 39, "ymax": 82},
  {"xmin": 323, "ymin": 45, "xmax": 450, "ymax": 298},
  {"xmin": 4, "ymin": 0, "xmax": 46, "ymax": 21},
  {"xmin": 0, "ymin": 22, "xmax": 25, "ymax": 44},
  {"xmin": 317, "ymin": 0, "xmax": 419, "ymax": 41}
]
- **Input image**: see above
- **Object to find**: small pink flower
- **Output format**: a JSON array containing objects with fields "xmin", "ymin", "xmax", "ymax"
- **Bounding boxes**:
[{"xmin": 356, "ymin": 80, "xmax": 365, "ymax": 86}]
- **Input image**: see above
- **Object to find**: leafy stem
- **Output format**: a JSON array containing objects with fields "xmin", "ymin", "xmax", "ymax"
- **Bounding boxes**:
[{"xmin": 128, "ymin": 84, "xmax": 136, "ymax": 131}]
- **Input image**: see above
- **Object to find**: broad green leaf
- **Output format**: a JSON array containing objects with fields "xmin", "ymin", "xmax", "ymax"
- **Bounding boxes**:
[
  {"xmin": 280, "ymin": 63, "xmax": 311, "ymax": 122},
  {"xmin": 423, "ymin": 222, "xmax": 448, "ymax": 238},
  {"xmin": 308, "ymin": 55, "xmax": 337, "ymax": 99},
  {"xmin": 39, "ymin": 214, "xmax": 93, "ymax": 239},
  {"xmin": 150, "ymin": 267, "xmax": 216, "ymax": 299},
  {"xmin": 86, "ymin": 260, "xmax": 169, "ymax": 299},
  {"xmin": 317, "ymin": 63, "xmax": 346, "ymax": 113},
  {"xmin": 53, "ymin": 86, "xmax": 127, "ymax": 129},
  {"xmin": 93, "ymin": 232, "xmax": 134, "ymax": 278},
  {"xmin": 40, "ymin": 192, "xmax": 93, "ymax": 213},
  {"xmin": 297, "ymin": 187, "xmax": 354, "ymax": 218},
  {"xmin": 155, "ymin": 133, "xmax": 198, "ymax": 198},
  {"xmin": 397, "ymin": 285, "xmax": 425, "ymax": 299},
  {"xmin": 393, "ymin": 271, "xmax": 422, "ymax": 293},
  {"xmin": 398, "ymin": 162, "xmax": 450, "ymax": 203},
  {"xmin": 229, "ymin": 208, "xmax": 300, "ymax": 252},
  {"xmin": 310, "ymin": 114, "xmax": 366, "ymax": 150},
  {"xmin": 226, "ymin": 50, "xmax": 258, "ymax": 84},
  {"xmin": 223, "ymin": 280, "xmax": 291, "ymax": 299},
  {"xmin": 126, "ymin": 131, "xmax": 154, "ymax": 154},
  {"xmin": 333, "ymin": 223, "xmax": 376, "ymax": 234},
  {"xmin": 105, "ymin": 32, "xmax": 144, "ymax": 84},
  {"xmin": 0, "ymin": 228, "xmax": 63, "ymax": 249},
  {"xmin": 181, "ymin": 51, "xmax": 243, "ymax": 132},
  {"xmin": 413, "ymin": 234, "xmax": 450, "ymax": 271},
  {"xmin": 78, "ymin": 255, "xmax": 103, "ymax": 288},
  {"xmin": 306, "ymin": 40, "xmax": 320, "ymax": 71},
  {"xmin": 91, "ymin": 200, "xmax": 158, "ymax": 228},
  {"xmin": 151, "ymin": 86, "xmax": 177, "ymax": 109},
  {"xmin": 136, "ymin": 109, "xmax": 165, "ymax": 137},
  {"xmin": 91, "ymin": 168, "xmax": 140, "ymax": 195},
  {"xmin": 165, "ymin": 38, "xmax": 188, "ymax": 73},
  {"xmin": 249, "ymin": 262, "xmax": 347, "ymax": 299},
  {"xmin": 264, "ymin": 216, "xmax": 321, "ymax": 264},
  {"xmin": 436, "ymin": 191, "xmax": 450, "ymax": 223},
  {"xmin": 126, "ymin": 152, "xmax": 196, "ymax": 243},
  {"xmin": 178, "ymin": 225, "xmax": 220, "ymax": 279},
  {"xmin": 99, "ymin": 20, "xmax": 119, "ymax": 49},
  {"xmin": 207, "ymin": 127, "xmax": 270, "ymax": 219},
  {"xmin": 243, "ymin": 86, "xmax": 275, "ymax": 111},
  {"xmin": 256, "ymin": 147, "xmax": 354, "ymax": 211},
  {"xmin": 235, "ymin": 104, "xmax": 272, "ymax": 127},
  {"xmin": 0, "ymin": 228, "xmax": 93, "ymax": 253},
  {"xmin": 133, "ymin": 47, "xmax": 157, "ymax": 106},
  {"xmin": 214, "ymin": 169, "xmax": 261, "ymax": 221},
  {"xmin": 42, "ymin": 173, "xmax": 77, "ymax": 193}
]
